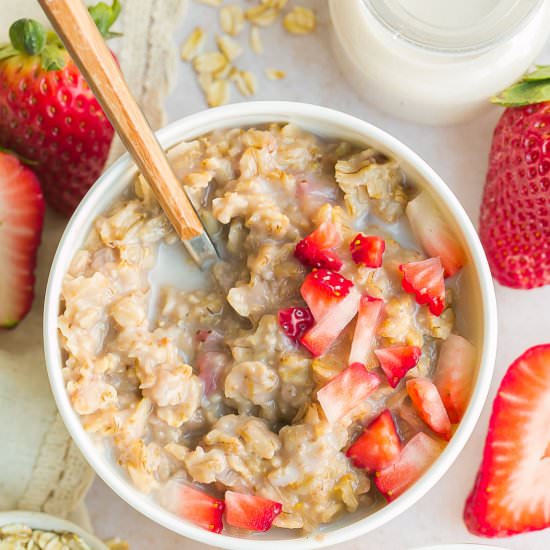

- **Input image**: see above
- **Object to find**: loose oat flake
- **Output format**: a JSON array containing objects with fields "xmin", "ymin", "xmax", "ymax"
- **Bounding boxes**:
[
  {"xmin": 233, "ymin": 70, "xmax": 257, "ymax": 97},
  {"xmin": 181, "ymin": 27, "xmax": 205, "ymax": 61},
  {"xmin": 206, "ymin": 79, "xmax": 231, "ymax": 107},
  {"xmin": 216, "ymin": 34, "xmax": 243, "ymax": 62},
  {"xmin": 194, "ymin": 0, "xmax": 223, "ymax": 6},
  {"xmin": 193, "ymin": 51, "xmax": 228, "ymax": 74},
  {"xmin": 265, "ymin": 68, "xmax": 285, "ymax": 80},
  {"xmin": 219, "ymin": 5, "xmax": 245, "ymax": 36},
  {"xmin": 249, "ymin": 25, "xmax": 263, "ymax": 54},
  {"xmin": 283, "ymin": 6, "xmax": 316, "ymax": 35},
  {"xmin": 0, "ymin": 524, "xmax": 91, "ymax": 550},
  {"xmin": 245, "ymin": 4, "xmax": 279, "ymax": 27}
]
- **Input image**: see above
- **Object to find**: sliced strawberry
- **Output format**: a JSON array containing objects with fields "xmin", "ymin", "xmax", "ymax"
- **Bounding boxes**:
[
  {"xmin": 406, "ymin": 378, "xmax": 452, "ymax": 440},
  {"xmin": 374, "ymin": 345, "xmax": 421, "ymax": 388},
  {"xmin": 434, "ymin": 334, "xmax": 476, "ymax": 423},
  {"xmin": 349, "ymin": 296, "xmax": 383, "ymax": 365},
  {"xmin": 350, "ymin": 234, "xmax": 385, "ymax": 267},
  {"xmin": 300, "ymin": 287, "xmax": 361, "ymax": 357},
  {"xmin": 300, "ymin": 268, "xmax": 354, "ymax": 320},
  {"xmin": 317, "ymin": 362, "xmax": 380, "ymax": 423},
  {"xmin": 278, "ymin": 306, "xmax": 314, "ymax": 343},
  {"xmin": 464, "ymin": 344, "xmax": 550, "ymax": 537},
  {"xmin": 399, "ymin": 257, "xmax": 445, "ymax": 316},
  {"xmin": 406, "ymin": 192, "xmax": 466, "ymax": 277},
  {"xmin": 375, "ymin": 432, "xmax": 444, "ymax": 501},
  {"xmin": 346, "ymin": 409, "xmax": 401, "ymax": 472},
  {"xmin": 0, "ymin": 151, "xmax": 45, "ymax": 328},
  {"xmin": 225, "ymin": 491, "xmax": 282, "ymax": 532},
  {"xmin": 294, "ymin": 220, "xmax": 343, "ymax": 270},
  {"xmin": 179, "ymin": 484, "xmax": 225, "ymax": 533}
]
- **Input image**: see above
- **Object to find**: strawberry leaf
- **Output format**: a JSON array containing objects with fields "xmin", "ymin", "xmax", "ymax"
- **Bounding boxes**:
[
  {"xmin": 492, "ymin": 79, "xmax": 550, "ymax": 107},
  {"xmin": 523, "ymin": 65, "xmax": 550, "ymax": 82},
  {"xmin": 9, "ymin": 19, "xmax": 46, "ymax": 56},
  {"xmin": 40, "ymin": 44, "xmax": 67, "ymax": 71},
  {"xmin": 88, "ymin": 0, "xmax": 122, "ymax": 39}
]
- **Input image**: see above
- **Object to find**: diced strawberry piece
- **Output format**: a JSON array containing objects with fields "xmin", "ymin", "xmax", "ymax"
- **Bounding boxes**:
[
  {"xmin": 406, "ymin": 378, "xmax": 452, "ymax": 440},
  {"xmin": 294, "ymin": 220, "xmax": 343, "ymax": 270},
  {"xmin": 406, "ymin": 192, "xmax": 466, "ymax": 277},
  {"xmin": 374, "ymin": 345, "xmax": 421, "ymax": 388},
  {"xmin": 350, "ymin": 234, "xmax": 385, "ymax": 267},
  {"xmin": 346, "ymin": 409, "xmax": 401, "ymax": 471},
  {"xmin": 300, "ymin": 268, "xmax": 354, "ymax": 320},
  {"xmin": 464, "ymin": 344, "xmax": 550, "ymax": 537},
  {"xmin": 399, "ymin": 257, "xmax": 445, "ymax": 316},
  {"xmin": 225, "ymin": 491, "xmax": 282, "ymax": 532},
  {"xmin": 317, "ymin": 363, "xmax": 380, "ymax": 423},
  {"xmin": 278, "ymin": 306, "xmax": 314, "ymax": 343},
  {"xmin": 300, "ymin": 287, "xmax": 361, "ymax": 356},
  {"xmin": 375, "ymin": 432, "xmax": 444, "ymax": 501},
  {"xmin": 434, "ymin": 334, "xmax": 476, "ymax": 423},
  {"xmin": 179, "ymin": 484, "xmax": 225, "ymax": 533},
  {"xmin": 348, "ymin": 296, "xmax": 383, "ymax": 365}
]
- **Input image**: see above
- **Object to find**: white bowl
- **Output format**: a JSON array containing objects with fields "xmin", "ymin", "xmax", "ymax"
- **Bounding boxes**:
[{"xmin": 43, "ymin": 102, "xmax": 498, "ymax": 549}]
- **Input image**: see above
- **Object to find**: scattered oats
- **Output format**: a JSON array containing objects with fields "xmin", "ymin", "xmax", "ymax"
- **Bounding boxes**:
[
  {"xmin": 249, "ymin": 26, "xmax": 263, "ymax": 54},
  {"xmin": 233, "ymin": 70, "xmax": 257, "ymax": 97},
  {"xmin": 245, "ymin": 4, "xmax": 279, "ymax": 27},
  {"xmin": 181, "ymin": 27, "xmax": 205, "ymax": 61},
  {"xmin": 193, "ymin": 51, "xmax": 228, "ymax": 73},
  {"xmin": 216, "ymin": 34, "xmax": 243, "ymax": 62},
  {"xmin": 262, "ymin": 0, "xmax": 288, "ymax": 8},
  {"xmin": 206, "ymin": 79, "xmax": 230, "ymax": 107},
  {"xmin": 265, "ymin": 68, "xmax": 285, "ymax": 80},
  {"xmin": 194, "ymin": 0, "xmax": 223, "ymax": 5},
  {"xmin": 105, "ymin": 538, "xmax": 130, "ymax": 550},
  {"xmin": 197, "ymin": 71, "xmax": 213, "ymax": 92},
  {"xmin": 283, "ymin": 6, "xmax": 316, "ymax": 35},
  {"xmin": 220, "ymin": 5, "xmax": 245, "ymax": 36},
  {"xmin": 214, "ymin": 62, "xmax": 233, "ymax": 80}
]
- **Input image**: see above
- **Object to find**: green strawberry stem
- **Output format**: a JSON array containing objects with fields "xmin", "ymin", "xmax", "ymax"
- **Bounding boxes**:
[{"xmin": 492, "ymin": 65, "xmax": 550, "ymax": 107}]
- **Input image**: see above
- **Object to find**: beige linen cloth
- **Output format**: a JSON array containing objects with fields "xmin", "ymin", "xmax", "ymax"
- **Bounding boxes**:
[{"xmin": 0, "ymin": 0, "xmax": 186, "ymax": 529}]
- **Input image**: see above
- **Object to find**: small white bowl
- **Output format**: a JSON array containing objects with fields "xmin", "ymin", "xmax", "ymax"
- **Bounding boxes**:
[{"xmin": 43, "ymin": 102, "xmax": 498, "ymax": 549}]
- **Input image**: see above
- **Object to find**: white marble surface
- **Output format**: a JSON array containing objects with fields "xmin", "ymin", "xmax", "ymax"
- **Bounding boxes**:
[{"xmin": 87, "ymin": 2, "xmax": 550, "ymax": 548}]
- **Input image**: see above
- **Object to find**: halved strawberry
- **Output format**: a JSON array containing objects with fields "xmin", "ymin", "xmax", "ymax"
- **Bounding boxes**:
[
  {"xmin": 300, "ymin": 287, "xmax": 361, "ymax": 356},
  {"xmin": 294, "ymin": 220, "xmax": 343, "ymax": 270},
  {"xmin": 434, "ymin": 334, "xmax": 476, "ymax": 423},
  {"xmin": 346, "ymin": 409, "xmax": 401, "ymax": 472},
  {"xmin": 406, "ymin": 192, "xmax": 466, "ymax": 277},
  {"xmin": 350, "ymin": 234, "xmax": 385, "ymax": 267},
  {"xmin": 349, "ymin": 296, "xmax": 383, "ymax": 365},
  {"xmin": 180, "ymin": 484, "xmax": 225, "ymax": 533},
  {"xmin": 225, "ymin": 491, "xmax": 282, "ymax": 532},
  {"xmin": 399, "ymin": 257, "xmax": 445, "ymax": 316},
  {"xmin": 464, "ymin": 344, "xmax": 550, "ymax": 537},
  {"xmin": 406, "ymin": 378, "xmax": 451, "ymax": 440},
  {"xmin": 0, "ymin": 151, "xmax": 45, "ymax": 328},
  {"xmin": 374, "ymin": 345, "xmax": 421, "ymax": 388},
  {"xmin": 300, "ymin": 268, "xmax": 353, "ymax": 321},
  {"xmin": 278, "ymin": 306, "xmax": 314, "ymax": 343},
  {"xmin": 317, "ymin": 362, "xmax": 380, "ymax": 423},
  {"xmin": 375, "ymin": 432, "xmax": 444, "ymax": 501}
]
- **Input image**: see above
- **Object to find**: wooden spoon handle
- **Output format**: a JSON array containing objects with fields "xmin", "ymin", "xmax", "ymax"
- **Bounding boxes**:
[{"xmin": 38, "ymin": 0, "xmax": 204, "ymax": 240}]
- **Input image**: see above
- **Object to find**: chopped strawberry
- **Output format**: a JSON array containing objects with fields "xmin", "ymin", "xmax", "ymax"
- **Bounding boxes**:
[
  {"xmin": 278, "ymin": 306, "xmax": 314, "ymax": 343},
  {"xmin": 300, "ymin": 268, "xmax": 354, "ymax": 320},
  {"xmin": 317, "ymin": 363, "xmax": 380, "ymax": 423},
  {"xmin": 399, "ymin": 257, "xmax": 445, "ymax": 316},
  {"xmin": 374, "ymin": 345, "xmax": 421, "ymax": 388},
  {"xmin": 464, "ymin": 344, "xmax": 550, "ymax": 537},
  {"xmin": 434, "ymin": 334, "xmax": 476, "ymax": 423},
  {"xmin": 348, "ymin": 296, "xmax": 383, "ymax": 365},
  {"xmin": 179, "ymin": 484, "xmax": 225, "ymax": 533},
  {"xmin": 346, "ymin": 409, "xmax": 401, "ymax": 472},
  {"xmin": 406, "ymin": 378, "xmax": 452, "ymax": 440},
  {"xmin": 225, "ymin": 491, "xmax": 282, "ymax": 532},
  {"xmin": 350, "ymin": 234, "xmax": 385, "ymax": 267},
  {"xmin": 375, "ymin": 432, "xmax": 444, "ymax": 501},
  {"xmin": 294, "ymin": 220, "xmax": 343, "ymax": 270},
  {"xmin": 300, "ymin": 287, "xmax": 361, "ymax": 356},
  {"xmin": 406, "ymin": 192, "xmax": 466, "ymax": 277}
]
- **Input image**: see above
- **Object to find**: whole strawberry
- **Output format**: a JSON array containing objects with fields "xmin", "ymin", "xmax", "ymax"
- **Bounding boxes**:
[
  {"xmin": 479, "ymin": 66, "xmax": 550, "ymax": 289},
  {"xmin": 0, "ymin": 2, "xmax": 120, "ymax": 216}
]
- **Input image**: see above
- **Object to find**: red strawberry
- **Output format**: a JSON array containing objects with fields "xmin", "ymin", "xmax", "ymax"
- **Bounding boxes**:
[
  {"xmin": 348, "ymin": 296, "xmax": 383, "ymax": 365},
  {"xmin": 479, "ymin": 67, "xmax": 550, "ymax": 289},
  {"xmin": 317, "ymin": 362, "xmax": 380, "ymax": 423},
  {"xmin": 346, "ymin": 409, "xmax": 401, "ymax": 472},
  {"xmin": 406, "ymin": 192, "xmax": 465, "ymax": 277},
  {"xmin": 399, "ymin": 257, "xmax": 445, "ymax": 316},
  {"xmin": 464, "ymin": 344, "xmax": 550, "ymax": 537},
  {"xmin": 278, "ymin": 306, "xmax": 314, "ymax": 343},
  {"xmin": 0, "ymin": 151, "xmax": 44, "ymax": 328},
  {"xmin": 179, "ymin": 484, "xmax": 225, "ymax": 533},
  {"xmin": 350, "ymin": 234, "xmax": 385, "ymax": 267},
  {"xmin": 294, "ymin": 220, "xmax": 343, "ymax": 270},
  {"xmin": 225, "ymin": 491, "xmax": 282, "ymax": 532},
  {"xmin": 434, "ymin": 334, "xmax": 476, "ymax": 423},
  {"xmin": 300, "ymin": 287, "xmax": 361, "ymax": 357},
  {"xmin": 406, "ymin": 378, "xmax": 451, "ymax": 440},
  {"xmin": 0, "ymin": 5, "xmax": 119, "ymax": 216},
  {"xmin": 374, "ymin": 345, "xmax": 421, "ymax": 388},
  {"xmin": 375, "ymin": 432, "xmax": 444, "ymax": 501},
  {"xmin": 300, "ymin": 268, "xmax": 353, "ymax": 321}
]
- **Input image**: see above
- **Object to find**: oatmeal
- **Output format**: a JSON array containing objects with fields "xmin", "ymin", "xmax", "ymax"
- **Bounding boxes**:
[{"xmin": 58, "ymin": 124, "xmax": 475, "ymax": 534}]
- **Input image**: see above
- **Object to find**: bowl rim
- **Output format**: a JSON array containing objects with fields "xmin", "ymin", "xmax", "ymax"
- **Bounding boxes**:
[{"xmin": 43, "ymin": 101, "xmax": 498, "ymax": 549}]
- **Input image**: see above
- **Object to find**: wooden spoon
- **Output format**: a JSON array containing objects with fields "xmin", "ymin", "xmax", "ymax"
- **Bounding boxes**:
[{"xmin": 38, "ymin": 0, "xmax": 218, "ymax": 268}]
